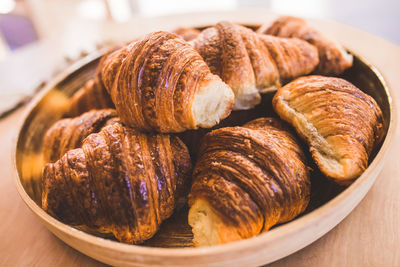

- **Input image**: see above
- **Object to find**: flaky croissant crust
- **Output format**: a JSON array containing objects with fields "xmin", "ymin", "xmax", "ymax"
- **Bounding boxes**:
[
  {"xmin": 173, "ymin": 27, "xmax": 201, "ymax": 41},
  {"xmin": 42, "ymin": 122, "xmax": 192, "ymax": 244},
  {"xmin": 42, "ymin": 109, "xmax": 119, "ymax": 164},
  {"xmin": 101, "ymin": 31, "xmax": 233, "ymax": 133},
  {"xmin": 189, "ymin": 118, "xmax": 310, "ymax": 245},
  {"xmin": 190, "ymin": 21, "xmax": 319, "ymax": 110},
  {"xmin": 273, "ymin": 75, "xmax": 384, "ymax": 183},
  {"xmin": 258, "ymin": 16, "xmax": 353, "ymax": 76}
]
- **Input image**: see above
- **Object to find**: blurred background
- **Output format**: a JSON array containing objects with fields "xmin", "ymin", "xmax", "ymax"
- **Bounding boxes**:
[{"xmin": 0, "ymin": 0, "xmax": 399, "ymax": 115}]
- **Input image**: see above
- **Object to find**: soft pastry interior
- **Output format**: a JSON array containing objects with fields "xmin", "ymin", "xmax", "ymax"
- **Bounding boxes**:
[
  {"xmin": 192, "ymin": 74, "xmax": 235, "ymax": 128},
  {"xmin": 188, "ymin": 199, "xmax": 231, "ymax": 246}
]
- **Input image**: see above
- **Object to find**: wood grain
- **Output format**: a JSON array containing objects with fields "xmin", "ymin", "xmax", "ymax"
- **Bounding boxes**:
[{"xmin": 1, "ymin": 10, "xmax": 400, "ymax": 266}]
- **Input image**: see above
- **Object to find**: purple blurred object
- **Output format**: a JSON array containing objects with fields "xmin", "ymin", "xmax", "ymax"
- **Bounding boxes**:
[{"xmin": 0, "ymin": 14, "xmax": 38, "ymax": 50}]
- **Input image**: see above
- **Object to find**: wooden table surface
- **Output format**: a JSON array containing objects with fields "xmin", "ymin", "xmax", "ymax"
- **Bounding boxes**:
[{"xmin": 0, "ymin": 10, "xmax": 399, "ymax": 267}]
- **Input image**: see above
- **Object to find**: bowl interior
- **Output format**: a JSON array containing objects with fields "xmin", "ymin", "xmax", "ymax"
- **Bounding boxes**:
[{"xmin": 15, "ymin": 46, "xmax": 391, "ymax": 248}]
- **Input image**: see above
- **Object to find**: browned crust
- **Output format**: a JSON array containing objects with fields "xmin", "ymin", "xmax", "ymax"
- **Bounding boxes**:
[
  {"xmin": 189, "ymin": 117, "xmax": 311, "ymax": 241},
  {"xmin": 238, "ymin": 26, "xmax": 280, "ymax": 91},
  {"xmin": 259, "ymin": 16, "xmax": 353, "ymax": 75},
  {"xmin": 258, "ymin": 35, "xmax": 319, "ymax": 83},
  {"xmin": 42, "ymin": 109, "xmax": 119, "ymax": 164},
  {"xmin": 191, "ymin": 21, "xmax": 319, "ymax": 99},
  {"xmin": 101, "ymin": 31, "xmax": 227, "ymax": 133},
  {"xmin": 273, "ymin": 75, "xmax": 384, "ymax": 183},
  {"xmin": 214, "ymin": 21, "xmax": 256, "ymax": 94},
  {"xmin": 67, "ymin": 46, "xmax": 121, "ymax": 117},
  {"xmin": 173, "ymin": 27, "xmax": 201, "ymax": 41},
  {"xmin": 42, "ymin": 123, "xmax": 192, "ymax": 244},
  {"xmin": 67, "ymin": 77, "xmax": 115, "ymax": 117}
]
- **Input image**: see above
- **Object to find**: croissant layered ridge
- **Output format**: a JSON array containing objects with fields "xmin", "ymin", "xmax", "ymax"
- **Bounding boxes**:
[
  {"xmin": 188, "ymin": 118, "xmax": 311, "ymax": 246},
  {"xmin": 190, "ymin": 21, "xmax": 319, "ymax": 110},
  {"xmin": 101, "ymin": 31, "xmax": 234, "ymax": 133},
  {"xmin": 42, "ymin": 109, "xmax": 120, "ymax": 164},
  {"xmin": 259, "ymin": 16, "xmax": 353, "ymax": 75},
  {"xmin": 67, "ymin": 78, "xmax": 115, "ymax": 117},
  {"xmin": 42, "ymin": 123, "xmax": 192, "ymax": 244},
  {"xmin": 273, "ymin": 76, "xmax": 384, "ymax": 184},
  {"xmin": 173, "ymin": 27, "xmax": 201, "ymax": 41}
]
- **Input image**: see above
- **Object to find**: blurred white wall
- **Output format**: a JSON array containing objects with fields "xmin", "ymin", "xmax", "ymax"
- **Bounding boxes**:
[{"xmin": 23, "ymin": 0, "xmax": 400, "ymax": 44}]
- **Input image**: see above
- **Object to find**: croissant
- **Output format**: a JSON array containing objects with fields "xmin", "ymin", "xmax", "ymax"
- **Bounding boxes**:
[
  {"xmin": 188, "ymin": 117, "xmax": 310, "ymax": 246},
  {"xmin": 258, "ymin": 16, "xmax": 353, "ymax": 76},
  {"xmin": 173, "ymin": 27, "xmax": 201, "ymax": 41},
  {"xmin": 273, "ymin": 75, "xmax": 384, "ymax": 184},
  {"xmin": 67, "ymin": 47, "xmax": 120, "ymax": 117},
  {"xmin": 67, "ymin": 78, "xmax": 115, "ymax": 117},
  {"xmin": 101, "ymin": 31, "xmax": 234, "ymax": 133},
  {"xmin": 42, "ymin": 109, "xmax": 119, "ymax": 164},
  {"xmin": 42, "ymin": 122, "xmax": 192, "ymax": 244},
  {"xmin": 190, "ymin": 21, "xmax": 319, "ymax": 110}
]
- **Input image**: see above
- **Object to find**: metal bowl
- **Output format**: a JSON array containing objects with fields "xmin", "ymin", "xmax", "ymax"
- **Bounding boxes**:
[{"xmin": 13, "ymin": 40, "xmax": 397, "ymax": 266}]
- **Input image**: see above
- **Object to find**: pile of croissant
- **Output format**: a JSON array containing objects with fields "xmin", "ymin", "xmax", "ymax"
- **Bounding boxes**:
[{"xmin": 41, "ymin": 16, "xmax": 384, "ymax": 246}]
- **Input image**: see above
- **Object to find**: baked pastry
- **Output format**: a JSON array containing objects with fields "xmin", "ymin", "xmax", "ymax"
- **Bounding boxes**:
[
  {"xmin": 258, "ymin": 16, "xmax": 353, "ymax": 75},
  {"xmin": 188, "ymin": 117, "xmax": 310, "ymax": 246},
  {"xmin": 42, "ymin": 109, "xmax": 119, "ymax": 163},
  {"xmin": 42, "ymin": 122, "xmax": 192, "ymax": 244},
  {"xmin": 101, "ymin": 31, "xmax": 234, "ymax": 133},
  {"xmin": 67, "ymin": 78, "xmax": 114, "ymax": 117},
  {"xmin": 67, "ymin": 47, "xmax": 120, "ymax": 117},
  {"xmin": 273, "ymin": 76, "xmax": 384, "ymax": 184},
  {"xmin": 173, "ymin": 27, "xmax": 201, "ymax": 41},
  {"xmin": 190, "ymin": 21, "xmax": 319, "ymax": 110}
]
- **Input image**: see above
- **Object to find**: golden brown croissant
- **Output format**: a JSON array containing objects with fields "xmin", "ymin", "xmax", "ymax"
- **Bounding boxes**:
[
  {"xmin": 273, "ymin": 75, "xmax": 384, "ymax": 184},
  {"xmin": 190, "ymin": 21, "xmax": 319, "ymax": 110},
  {"xmin": 188, "ymin": 117, "xmax": 310, "ymax": 246},
  {"xmin": 42, "ymin": 109, "xmax": 119, "ymax": 164},
  {"xmin": 258, "ymin": 16, "xmax": 353, "ymax": 76},
  {"xmin": 67, "ymin": 47, "xmax": 120, "ymax": 117},
  {"xmin": 173, "ymin": 27, "xmax": 201, "ymax": 41},
  {"xmin": 67, "ymin": 78, "xmax": 115, "ymax": 117},
  {"xmin": 42, "ymin": 122, "xmax": 192, "ymax": 244},
  {"xmin": 101, "ymin": 31, "xmax": 234, "ymax": 133}
]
